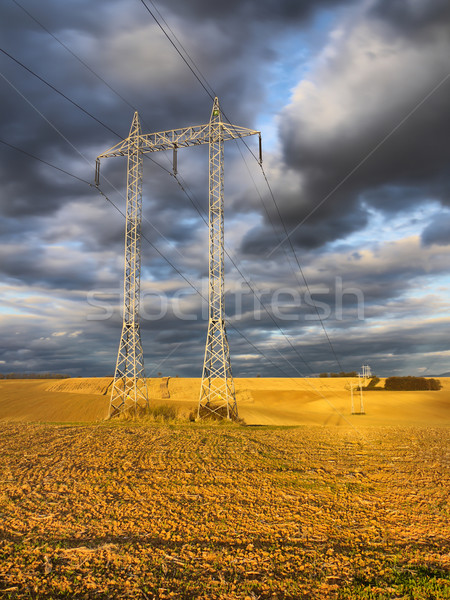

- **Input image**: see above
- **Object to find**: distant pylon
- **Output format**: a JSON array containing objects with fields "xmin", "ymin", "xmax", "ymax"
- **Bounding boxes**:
[
  {"xmin": 351, "ymin": 364, "xmax": 370, "ymax": 415},
  {"xmin": 97, "ymin": 113, "xmax": 148, "ymax": 417}
]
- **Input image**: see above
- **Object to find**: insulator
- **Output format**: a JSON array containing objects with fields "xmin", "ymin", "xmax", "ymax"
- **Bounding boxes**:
[
  {"xmin": 95, "ymin": 158, "xmax": 100, "ymax": 186},
  {"xmin": 173, "ymin": 145, "xmax": 178, "ymax": 176}
]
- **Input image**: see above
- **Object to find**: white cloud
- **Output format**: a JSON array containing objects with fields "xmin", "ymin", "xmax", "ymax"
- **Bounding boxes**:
[
  {"xmin": 68, "ymin": 330, "xmax": 83, "ymax": 338},
  {"xmin": 281, "ymin": 14, "xmax": 450, "ymax": 144}
]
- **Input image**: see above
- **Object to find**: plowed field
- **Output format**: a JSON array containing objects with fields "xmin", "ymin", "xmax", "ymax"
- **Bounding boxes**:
[{"xmin": 0, "ymin": 423, "xmax": 448, "ymax": 599}]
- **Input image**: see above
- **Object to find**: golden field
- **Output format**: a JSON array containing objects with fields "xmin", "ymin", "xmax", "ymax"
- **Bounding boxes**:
[
  {"xmin": 0, "ymin": 422, "xmax": 448, "ymax": 599},
  {"xmin": 0, "ymin": 378, "xmax": 448, "ymax": 598},
  {"xmin": 0, "ymin": 376, "xmax": 449, "ymax": 426}
]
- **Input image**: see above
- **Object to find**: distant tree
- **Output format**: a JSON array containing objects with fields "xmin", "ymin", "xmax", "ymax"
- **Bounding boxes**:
[
  {"xmin": 319, "ymin": 373, "xmax": 329, "ymax": 378},
  {"xmin": 385, "ymin": 376, "xmax": 442, "ymax": 391},
  {"xmin": 428, "ymin": 378, "xmax": 442, "ymax": 390},
  {"xmin": 323, "ymin": 371, "xmax": 358, "ymax": 378}
]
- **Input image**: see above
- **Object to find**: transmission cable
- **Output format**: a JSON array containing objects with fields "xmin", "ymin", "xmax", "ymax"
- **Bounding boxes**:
[
  {"xmin": 139, "ymin": 0, "xmax": 215, "ymax": 102},
  {"xmin": 135, "ymin": 0, "xmax": 347, "ymax": 374},
  {"xmin": 259, "ymin": 164, "xmax": 347, "ymax": 373},
  {"xmin": 3, "ymin": 5, "xmax": 345, "ymax": 376},
  {"xmin": 0, "ymin": 47, "xmax": 173, "ymax": 176},
  {"xmin": 7, "ymin": 0, "xmax": 302, "ymax": 366},
  {"xmin": 0, "ymin": 136, "xmax": 358, "ymax": 421},
  {"xmin": 9, "ymin": 0, "xmax": 162, "ymax": 136},
  {"xmin": 0, "ymin": 137, "xmax": 92, "ymax": 185},
  {"xmin": 10, "ymin": 0, "xmax": 139, "ymax": 115},
  {"xmin": 169, "ymin": 171, "xmax": 314, "ymax": 373},
  {"xmin": 144, "ymin": 0, "xmax": 216, "ymax": 99},
  {"xmin": 0, "ymin": 48, "xmax": 121, "ymax": 138}
]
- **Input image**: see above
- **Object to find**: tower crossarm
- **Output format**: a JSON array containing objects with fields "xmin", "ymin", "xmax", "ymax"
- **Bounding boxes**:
[
  {"xmin": 141, "ymin": 122, "xmax": 260, "ymax": 152},
  {"xmin": 94, "ymin": 98, "xmax": 259, "ymax": 421},
  {"xmin": 96, "ymin": 123, "xmax": 259, "ymax": 158}
]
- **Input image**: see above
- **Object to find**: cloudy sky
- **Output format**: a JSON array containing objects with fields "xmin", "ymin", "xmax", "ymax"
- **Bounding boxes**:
[{"xmin": 1, "ymin": 0, "xmax": 449, "ymax": 378}]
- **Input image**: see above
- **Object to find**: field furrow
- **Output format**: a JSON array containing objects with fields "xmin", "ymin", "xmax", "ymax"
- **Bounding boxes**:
[{"xmin": 0, "ymin": 423, "xmax": 448, "ymax": 599}]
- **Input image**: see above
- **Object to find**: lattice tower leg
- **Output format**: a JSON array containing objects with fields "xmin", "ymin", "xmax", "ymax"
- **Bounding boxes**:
[
  {"xmin": 109, "ymin": 112, "xmax": 148, "ymax": 418},
  {"xmin": 198, "ymin": 99, "xmax": 238, "ymax": 420},
  {"xmin": 359, "ymin": 381, "xmax": 365, "ymax": 414}
]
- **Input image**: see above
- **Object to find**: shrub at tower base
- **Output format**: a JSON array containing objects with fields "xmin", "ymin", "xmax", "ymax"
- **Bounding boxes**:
[{"xmin": 384, "ymin": 376, "xmax": 442, "ymax": 391}]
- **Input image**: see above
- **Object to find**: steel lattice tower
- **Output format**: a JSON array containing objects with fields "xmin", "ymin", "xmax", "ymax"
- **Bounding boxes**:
[
  {"xmin": 96, "ymin": 99, "xmax": 260, "ymax": 419},
  {"xmin": 197, "ymin": 99, "xmax": 238, "ymax": 420},
  {"xmin": 97, "ymin": 113, "xmax": 149, "ymax": 417}
]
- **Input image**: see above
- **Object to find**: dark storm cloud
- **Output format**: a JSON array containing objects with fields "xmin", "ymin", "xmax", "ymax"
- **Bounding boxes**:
[
  {"xmin": 241, "ymin": 197, "xmax": 369, "ymax": 253},
  {"xmin": 163, "ymin": 0, "xmax": 357, "ymax": 24},
  {"xmin": 370, "ymin": 0, "xmax": 450, "ymax": 37},
  {"xmin": 1, "ymin": 0, "xmax": 449, "ymax": 379},
  {"xmin": 240, "ymin": 0, "xmax": 450, "ymax": 254},
  {"xmin": 421, "ymin": 214, "xmax": 450, "ymax": 247}
]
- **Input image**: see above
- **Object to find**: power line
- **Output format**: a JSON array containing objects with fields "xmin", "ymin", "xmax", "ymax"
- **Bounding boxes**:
[
  {"xmin": 3, "ymin": 2, "xmax": 344, "ymax": 376},
  {"xmin": 0, "ymin": 137, "xmax": 92, "ymax": 185},
  {"xmin": 259, "ymin": 165, "xmax": 347, "ymax": 373},
  {"xmin": 9, "ymin": 0, "xmax": 165, "ymax": 140},
  {"xmin": 0, "ymin": 136, "xmax": 353, "ymax": 418},
  {"xmin": 135, "ymin": 0, "xmax": 346, "ymax": 374},
  {"xmin": 8, "ymin": 0, "xmax": 311, "ymax": 376},
  {"xmin": 171, "ymin": 172, "xmax": 314, "ymax": 373},
  {"xmin": 145, "ymin": 0, "xmax": 216, "ymax": 99},
  {"xmin": 0, "ymin": 133, "xmax": 305, "ymax": 379},
  {"xmin": 0, "ymin": 46, "xmax": 174, "ymax": 178},
  {"xmin": 139, "ymin": 0, "xmax": 215, "ymax": 102},
  {"xmin": 0, "ymin": 131, "xmax": 201, "ymax": 299},
  {"xmin": 0, "ymin": 48, "xmax": 120, "ymax": 138},
  {"xmin": 10, "ymin": 0, "xmax": 138, "ymax": 115},
  {"xmin": 138, "ymin": 1, "xmax": 260, "ymax": 162}
]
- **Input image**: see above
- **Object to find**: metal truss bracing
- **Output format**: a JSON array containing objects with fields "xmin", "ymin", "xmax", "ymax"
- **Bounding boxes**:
[
  {"xmin": 198, "ymin": 99, "xmax": 238, "ymax": 420},
  {"xmin": 96, "ymin": 98, "xmax": 260, "ymax": 419},
  {"xmin": 99, "ymin": 113, "xmax": 148, "ymax": 417}
]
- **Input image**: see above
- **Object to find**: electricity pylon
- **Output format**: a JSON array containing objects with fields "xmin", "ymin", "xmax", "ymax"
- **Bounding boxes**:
[
  {"xmin": 96, "ymin": 98, "xmax": 260, "ymax": 419},
  {"xmin": 97, "ymin": 113, "xmax": 148, "ymax": 417},
  {"xmin": 350, "ymin": 364, "xmax": 371, "ymax": 415},
  {"xmin": 197, "ymin": 99, "xmax": 259, "ymax": 420}
]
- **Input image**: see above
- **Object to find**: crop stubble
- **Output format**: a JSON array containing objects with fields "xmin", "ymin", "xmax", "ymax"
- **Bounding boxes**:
[{"xmin": 0, "ymin": 424, "xmax": 448, "ymax": 599}]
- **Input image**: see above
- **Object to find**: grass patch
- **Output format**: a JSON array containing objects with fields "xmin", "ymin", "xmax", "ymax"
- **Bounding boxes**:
[{"xmin": 118, "ymin": 402, "xmax": 179, "ymax": 422}]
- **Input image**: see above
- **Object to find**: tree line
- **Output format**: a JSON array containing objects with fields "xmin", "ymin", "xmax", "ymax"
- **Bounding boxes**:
[
  {"xmin": 384, "ymin": 376, "xmax": 442, "ymax": 391},
  {"xmin": 319, "ymin": 371, "xmax": 359, "ymax": 378},
  {"xmin": 0, "ymin": 373, "xmax": 71, "ymax": 380}
]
